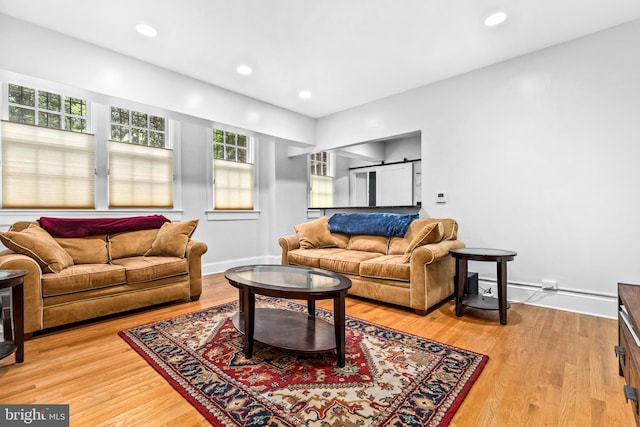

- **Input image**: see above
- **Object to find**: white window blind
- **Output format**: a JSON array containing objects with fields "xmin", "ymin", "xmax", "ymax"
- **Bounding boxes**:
[
  {"xmin": 109, "ymin": 140, "xmax": 173, "ymax": 208},
  {"xmin": 310, "ymin": 174, "xmax": 334, "ymax": 208},
  {"xmin": 213, "ymin": 159, "xmax": 254, "ymax": 210},
  {"xmin": 1, "ymin": 121, "xmax": 95, "ymax": 208},
  {"xmin": 309, "ymin": 151, "xmax": 335, "ymax": 208}
]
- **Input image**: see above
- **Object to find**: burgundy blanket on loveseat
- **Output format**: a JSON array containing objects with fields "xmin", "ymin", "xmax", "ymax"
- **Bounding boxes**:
[{"xmin": 39, "ymin": 215, "xmax": 170, "ymax": 238}]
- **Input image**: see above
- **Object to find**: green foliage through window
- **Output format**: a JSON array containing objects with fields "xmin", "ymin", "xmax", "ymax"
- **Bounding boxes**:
[
  {"xmin": 213, "ymin": 128, "xmax": 249, "ymax": 163},
  {"xmin": 110, "ymin": 106, "xmax": 166, "ymax": 148},
  {"xmin": 7, "ymin": 84, "xmax": 87, "ymax": 133}
]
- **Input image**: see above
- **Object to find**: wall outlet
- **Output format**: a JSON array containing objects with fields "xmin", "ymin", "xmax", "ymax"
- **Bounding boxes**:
[{"xmin": 541, "ymin": 280, "xmax": 558, "ymax": 291}]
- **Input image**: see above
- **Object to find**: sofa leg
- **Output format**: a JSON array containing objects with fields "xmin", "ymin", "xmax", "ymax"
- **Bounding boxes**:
[
  {"xmin": 190, "ymin": 295, "xmax": 201, "ymax": 301},
  {"xmin": 414, "ymin": 309, "xmax": 427, "ymax": 316}
]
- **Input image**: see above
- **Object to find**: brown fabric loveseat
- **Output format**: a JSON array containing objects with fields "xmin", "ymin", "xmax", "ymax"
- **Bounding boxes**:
[
  {"xmin": 279, "ymin": 215, "xmax": 464, "ymax": 314},
  {"xmin": 0, "ymin": 217, "xmax": 207, "ymax": 336}
]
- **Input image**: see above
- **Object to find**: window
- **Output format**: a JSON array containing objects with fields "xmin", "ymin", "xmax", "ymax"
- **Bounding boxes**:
[
  {"xmin": 8, "ymin": 84, "xmax": 88, "ymax": 133},
  {"xmin": 2, "ymin": 84, "xmax": 93, "ymax": 208},
  {"xmin": 110, "ymin": 106, "xmax": 165, "ymax": 147},
  {"xmin": 108, "ymin": 107, "xmax": 173, "ymax": 208},
  {"xmin": 1, "ymin": 79, "xmax": 183, "ymax": 211},
  {"xmin": 213, "ymin": 128, "xmax": 254, "ymax": 210},
  {"xmin": 309, "ymin": 151, "xmax": 334, "ymax": 208}
]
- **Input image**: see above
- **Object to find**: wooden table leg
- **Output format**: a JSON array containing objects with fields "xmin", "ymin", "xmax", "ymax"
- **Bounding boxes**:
[
  {"xmin": 307, "ymin": 300, "xmax": 315, "ymax": 317},
  {"xmin": 497, "ymin": 260, "xmax": 508, "ymax": 325},
  {"xmin": 238, "ymin": 288, "xmax": 244, "ymax": 316},
  {"xmin": 13, "ymin": 281, "xmax": 24, "ymax": 363},
  {"xmin": 334, "ymin": 293, "xmax": 346, "ymax": 367},
  {"xmin": 242, "ymin": 288, "xmax": 255, "ymax": 359},
  {"xmin": 455, "ymin": 258, "xmax": 468, "ymax": 317}
]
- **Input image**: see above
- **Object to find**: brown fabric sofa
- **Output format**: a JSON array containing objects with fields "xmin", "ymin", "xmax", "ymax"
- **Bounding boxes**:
[
  {"xmin": 279, "ymin": 216, "xmax": 464, "ymax": 314},
  {"xmin": 0, "ymin": 219, "xmax": 207, "ymax": 336}
]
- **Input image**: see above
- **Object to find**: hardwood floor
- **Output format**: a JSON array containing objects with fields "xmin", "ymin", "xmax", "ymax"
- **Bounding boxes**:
[{"xmin": 0, "ymin": 273, "xmax": 633, "ymax": 426}]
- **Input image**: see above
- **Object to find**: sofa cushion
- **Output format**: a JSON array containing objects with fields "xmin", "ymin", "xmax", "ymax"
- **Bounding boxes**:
[
  {"xmin": 0, "ymin": 224, "xmax": 74, "ymax": 273},
  {"xmin": 407, "ymin": 218, "xmax": 458, "ymax": 241},
  {"xmin": 287, "ymin": 248, "xmax": 346, "ymax": 268},
  {"xmin": 387, "ymin": 236, "xmax": 409, "ymax": 255},
  {"xmin": 294, "ymin": 216, "xmax": 336, "ymax": 249},
  {"xmin": 145, "ymin": 219, "xmax": 198, "ymax": 258},
  {"xmin": 42, "ymin": 264, "xmax": 126, "ymax": 296},
  {"xmin": 55, "ymin": 235, "xmax": 109, "ymax": 264},
  {"xmin": 388, "ymin": 221, "xmax": 447, "ymax": 256},
  {"xmin": 347, "ymin": 235, "xmax": 389, "ymax": 254},
  {"xmin": 331, "ymin": 232, "xmax": 350, "ymax": 249},
  {"xmin": 112, "ymin": 256, "xmax": 188, "ymax": 284},
  {"xmin": 359, "ymin": 255, "xmax": 411, "ymax": 282},
  {"xmin": 8, "ymin": 221, "xmax": 37, "ymax": 232},
  {"xmin": 109, "ymin": 228, "xmax": 159, "ymax": 260},
  {"xmin": 402, "ymin": 222, "xmax": 444, "ymax": 262},
  {"xmin": 319, "ymin": 251, "xmax": 382, "ymax": 275}
]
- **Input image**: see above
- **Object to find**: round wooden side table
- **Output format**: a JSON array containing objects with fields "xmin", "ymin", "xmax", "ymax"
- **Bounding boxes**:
[
  {"xmin": 450, "ymin": 248, "xmax": 517, "ymax": 325},
  {"xmin": 0, "ymin": 270, "xmax": 28, "ymax": 363}
]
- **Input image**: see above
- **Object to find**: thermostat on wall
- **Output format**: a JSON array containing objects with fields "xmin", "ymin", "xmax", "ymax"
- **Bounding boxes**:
[{"xmin": 435, "ymin": 192, "xmax": 447, "ymax": 204}]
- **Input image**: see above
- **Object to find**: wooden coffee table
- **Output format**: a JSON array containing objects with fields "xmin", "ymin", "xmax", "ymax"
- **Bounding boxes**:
[{"xmin": 224, "ymin": 265, "xmax": 352, "ymax": 367}]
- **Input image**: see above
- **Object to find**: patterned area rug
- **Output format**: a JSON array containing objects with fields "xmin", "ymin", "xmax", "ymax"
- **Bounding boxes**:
[{"xmin": 119, "ymin": 297, "xmax": 488, "ymax": 426}]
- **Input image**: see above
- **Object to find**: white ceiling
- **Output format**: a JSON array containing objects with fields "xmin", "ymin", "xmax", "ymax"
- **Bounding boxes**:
[{"xmin": 2, "ymin": 0, "xmax": 640, "ymax": 118}]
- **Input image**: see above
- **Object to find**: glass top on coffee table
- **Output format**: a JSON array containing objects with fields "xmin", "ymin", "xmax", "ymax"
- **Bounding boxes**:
[{"xmin": 225, "ymin": 264, "xmax": 351, "ymax": 292}]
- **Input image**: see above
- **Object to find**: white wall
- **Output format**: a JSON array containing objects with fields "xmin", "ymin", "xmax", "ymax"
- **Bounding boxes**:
[
  {"xmin": 0, "ymin": 14, "xmax": 315, "ymax": 144},
  {"xmin": 317, "ymin": 20, "xmax": 640, "ymax": 318},
  {"xmin": 334, "ymin": 155, "xmax": 351, "ymax": 207},
  {"xmin": 273, "ymin": 143, "xmax": 310, "ymax": 251},
  {"xmin": 384, "ymin": 135, "xmax": 421, "ymax": 163}
]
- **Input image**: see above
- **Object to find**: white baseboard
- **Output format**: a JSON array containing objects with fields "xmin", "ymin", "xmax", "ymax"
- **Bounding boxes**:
[
  {"xmin": 477, "ymin": 279, "xmax": 618, "ymax": 320},
  {"xmin": 202, "ymin": 264, "xmax": 618, "ymax": 319}
]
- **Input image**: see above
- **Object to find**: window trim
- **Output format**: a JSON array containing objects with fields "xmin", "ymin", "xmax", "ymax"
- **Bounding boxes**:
[
  {"xmin": 308, "ymin": 151, "xmax": 335, "ymax": 208},
  {"xmin": 109, "ymin": 105, "xmax": 168, "ymax": 148},
  {"xmin": 309, "ymin": 151, "xmax": 334, "ymax": 177},
  {"xmin": 106, "ymin": 105, "xmax": 175, "ymax": 209},
  {"xmin": 206, "ymin": 126, "xmax": 260, "ymax": 220},
  {"xmin": 6, "ymin": 82, "xmax": 91, "ymax": 134}
]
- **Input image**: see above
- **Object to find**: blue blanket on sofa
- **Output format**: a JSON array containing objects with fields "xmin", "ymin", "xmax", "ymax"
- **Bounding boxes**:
[{"xmin": 328, "ymin": 213, "xmax": 418, "ymax": 237}]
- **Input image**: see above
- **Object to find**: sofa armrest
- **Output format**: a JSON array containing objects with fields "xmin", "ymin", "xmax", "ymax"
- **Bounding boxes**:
[
  {"xmin": 410, "ymin": 239, "xmax": 466, "ymax": 265},
  {"xmin": 0, "ymin": 251, "xmax": 44, "ymax": 334},
  {"xmin": 185, "ymin": 240, "xmax": 208, "ymax": 300},
  {"xmin": 409, "ymin": 239, "xmax": 465, "ymax": 313},
  {"xmin": 278, "ymin": 235, "xmax": 300, "ymax": 265}
]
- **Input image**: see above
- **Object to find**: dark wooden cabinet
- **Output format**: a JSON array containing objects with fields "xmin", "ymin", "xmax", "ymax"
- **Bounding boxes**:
[{"xmin": 617, "ymin": 282, "xmax": 640, "ymax": 426}]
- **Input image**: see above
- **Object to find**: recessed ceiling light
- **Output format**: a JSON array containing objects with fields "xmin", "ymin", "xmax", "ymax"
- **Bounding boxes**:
[
  {"xmin": 298, "ymin": 90, "xmax": 312, "ymax": 99},
  {"xmin": 484, "ymin": 12, "xmax": 507, "ymax": 27},
  {"xmin": 236, "ymin": 64, "xmax": 253, "ymax": 76},
  {"xmin": 136, "ymin": 23, "xmax": 158, "ymax": 37}
]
